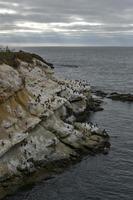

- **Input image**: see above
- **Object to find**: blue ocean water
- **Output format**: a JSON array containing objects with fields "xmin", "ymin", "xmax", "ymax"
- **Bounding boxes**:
[{"xmin": 6, "ymin": 47, "xmax": 133, "ymax": 200}]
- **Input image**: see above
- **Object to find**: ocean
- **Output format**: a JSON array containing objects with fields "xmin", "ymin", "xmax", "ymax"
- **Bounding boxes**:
[{"xmin": 6, "ymin": 47, "xmax": 133, "ymax": 200}]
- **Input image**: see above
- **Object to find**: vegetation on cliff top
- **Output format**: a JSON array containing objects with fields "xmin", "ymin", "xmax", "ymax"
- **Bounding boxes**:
[{"xmin": 0, "ymin": 47, "xmax": 53, "ymax": 68}]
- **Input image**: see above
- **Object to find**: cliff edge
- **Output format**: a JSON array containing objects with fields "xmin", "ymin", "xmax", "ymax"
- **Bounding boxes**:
[{"xmin": 0, "ymin": 51, "xmax": 109, "ymax": 199}]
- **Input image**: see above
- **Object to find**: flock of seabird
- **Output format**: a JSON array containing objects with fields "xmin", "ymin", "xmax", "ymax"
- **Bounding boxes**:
[{"xmin": 1, "ymin": 75, "xmax": 103, "ymax": 154}]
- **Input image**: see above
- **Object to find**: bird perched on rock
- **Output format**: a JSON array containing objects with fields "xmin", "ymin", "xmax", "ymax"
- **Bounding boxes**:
[
  {"xmin": 1, "ymin": 141, "xmax": 5, "ymax": 146},
  {"xmin": 8, "ymin": 134, "xmax": 11, "ymax": 139}
]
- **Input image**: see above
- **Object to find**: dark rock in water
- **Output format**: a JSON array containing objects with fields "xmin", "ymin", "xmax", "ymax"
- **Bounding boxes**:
[
  {"xmin": 92, "ymin": 90, "xmax": 108, "ymax": 98},
  {"xmin": 105, "ymin": 141, "xmax": 111, "ymax": 148},
  {"xmin": 89, "ymin": 98, "xmax": 104, "ymax": 112},
  {"xmin": 103, "ymin": 148, "xmax": 110, "ymax": 155},
  {"xmin": 61, "ymin": 64, "xmax": 79, "ymax": 68},
  {"xmin": 108, "ymin": 92, "xmax": 133, "ymax": 102},
  {"xmin": 46, "ymin": 62, "xmax": 54, "ymax": 69},
  {"xmin": 93, "ymin": 107, "xmax": 104, "ymax": 112},
  {"xmin": 103, "ymin": 142, "xmax": 111, "ymax": 155},
  {"xmin": 92, "ymin": 88, "xmax": 133, "ymax": 103}
]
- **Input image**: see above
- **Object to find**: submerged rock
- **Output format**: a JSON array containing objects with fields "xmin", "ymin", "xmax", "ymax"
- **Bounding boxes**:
[
  {"xmin": 0, "ymin": 51, "xmax": 110, "ymax": 199},
  {"xmin": 92, "ymin": 89, "xmax": 108, "ymax": 98},
  {"xmin": 92, "ymin": 88, "xmax": 133, "ymax": 102},
  {"xmin": 108, "ymin": 92, "xmax": 133, "ymax": 102}
]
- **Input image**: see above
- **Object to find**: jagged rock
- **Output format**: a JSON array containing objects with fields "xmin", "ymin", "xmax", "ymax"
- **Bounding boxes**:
[{"xmin": 0, "ymin": 51, "xmax": 110, "ymax": 199}]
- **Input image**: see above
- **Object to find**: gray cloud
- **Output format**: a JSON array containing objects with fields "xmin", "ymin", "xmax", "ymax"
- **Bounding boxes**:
[{"xmin": 0, "ymin": 0, "xmax": 133, "ymax": 46}]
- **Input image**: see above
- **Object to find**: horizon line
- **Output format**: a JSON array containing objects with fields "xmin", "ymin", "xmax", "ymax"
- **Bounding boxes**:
[{"xmin": 1, "ymin": 44, "xmax": 133, "ymax": 48}]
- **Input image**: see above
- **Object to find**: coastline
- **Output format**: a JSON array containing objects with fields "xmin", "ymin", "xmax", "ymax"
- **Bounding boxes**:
[{"xmin": 0, "ymin": 51, "xmax": 110, "ymax": 199}]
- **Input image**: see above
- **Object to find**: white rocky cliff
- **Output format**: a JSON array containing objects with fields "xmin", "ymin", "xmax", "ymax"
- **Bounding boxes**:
[{"xmin": 0, "ymin": 51, "xmax": 110, "ymax": 199}]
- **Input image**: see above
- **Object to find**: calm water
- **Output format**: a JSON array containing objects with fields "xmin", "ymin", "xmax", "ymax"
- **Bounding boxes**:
[
  {"xmin": 7, "ymin": 47, "xmax": 133, "ymax": 200},
  {"xmin": 22, "ymin": 46, "xmax": 133, "ymax": 93}
]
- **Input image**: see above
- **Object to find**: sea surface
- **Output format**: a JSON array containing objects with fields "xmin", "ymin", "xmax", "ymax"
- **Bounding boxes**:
[{"xmin": 6, "ymin": 47, "xmax": 133, "ymax": 200}]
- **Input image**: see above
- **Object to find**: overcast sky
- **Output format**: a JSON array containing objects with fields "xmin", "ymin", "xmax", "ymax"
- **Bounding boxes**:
[{"xmin": 0, "ymin": 0, "xmax": 133, "ymax": 46}]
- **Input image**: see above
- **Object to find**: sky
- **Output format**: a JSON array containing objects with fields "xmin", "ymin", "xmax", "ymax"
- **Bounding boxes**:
[{"xmin": 0, "ymin": 0, "xmax": 133, "ymax": 46}]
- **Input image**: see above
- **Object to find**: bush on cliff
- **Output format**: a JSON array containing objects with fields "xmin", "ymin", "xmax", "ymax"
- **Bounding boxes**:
[{"xmin": 0, "ymin": 48, "xmax": 53, "ymax": 68}]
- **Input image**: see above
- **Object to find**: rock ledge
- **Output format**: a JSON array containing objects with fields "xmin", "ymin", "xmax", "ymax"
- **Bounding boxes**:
[{"xmin": 0, "ymin": 51, "xmax": 110, "ymax": 199}]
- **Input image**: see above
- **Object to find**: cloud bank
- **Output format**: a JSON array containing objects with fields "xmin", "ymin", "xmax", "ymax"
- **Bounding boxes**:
[{"xmin": 0, "ymin": 0, "xmax": 133, "ymax": 46}]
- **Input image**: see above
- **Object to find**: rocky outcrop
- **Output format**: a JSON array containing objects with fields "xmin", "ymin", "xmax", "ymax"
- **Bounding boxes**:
[
  {"xmin": 108, "ymin": 92, "xmax": 133, "ymax": 102},
  {"xmin": 0, "ymin": 51, "xmax": 109, "ymax": 199},
  {"xmin": 92, "ymin": 89, "xmax": 133, "ymax": 102}
]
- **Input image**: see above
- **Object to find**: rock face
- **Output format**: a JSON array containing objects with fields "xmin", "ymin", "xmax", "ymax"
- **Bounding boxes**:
[{"xmin": 0, "ymin": 51, "xmax": 109, "ymax": 199}]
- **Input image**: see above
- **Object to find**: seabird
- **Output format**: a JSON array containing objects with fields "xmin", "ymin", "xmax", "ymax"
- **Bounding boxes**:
[
  {"xmin": 2, "ymin": 141, "xmax": 5, "ymax": 146},
  {"xmin": 8, "ymin": 134, "xmax": 11, "ymax": 139}
]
